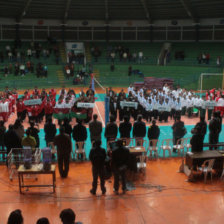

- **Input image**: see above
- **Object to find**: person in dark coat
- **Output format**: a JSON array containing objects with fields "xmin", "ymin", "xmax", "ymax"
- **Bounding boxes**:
[
  {"xmin": 89, "ymin": 140, "xmax": 106, "ymax": 195},
  {"xmin": 104, "ymin": 115, "xmax": 118, "ymax": 142},
  {"xmin": 72, "ymin": 119, "xmax": 87, "ymax": 160},
  {"xmin": 172, "ymin": 116, "xmax": 186, "ymax": 152},
  {"xmin": 4, "ymin": 124, "xmax": 22, "ymax": 166},
  {"xmin": 0, "ymin": 120, "xmax": 6, "ymax": 159},
  {"xmin": 194, "ymin": 116, "xmax": 207, "ymax": 141},
  {"xmin": 54, "ymin": 127, "xmax": 72, "ymax": 178},
  {"xmin": 147, "ymin": 119, "xmax": 160, "ymax": 145},
  {"xmin": 89, "ymin": 114, "xmax": 102, "ymax": 143},
  {"xmin": 190, "ymin": 126, "xmax": 204, "ymax": 153},
  {"xmin": 44, "ymin": 117, "xmax": 57, "ymax": 146},
  {"xmin": 72, "ymin": 119, "xmax": 87, "ymax": 142},
  {"xmin": 133, "ymin": 115, "xmax": 146, "ymax": 138},
  {"xmin": 112, "ymin": 140, "xmax": 130, "ymax": 194},
  {"xmin": 209, "ymin": 111, "xmax": 221, "ymax": 150},
  {"xmin": 119, "ymin": 115, "xmax": 132, "ymax": 139},
  {"xmin": 62, "ymin": 118, "xmax": 72, "ymax": 138}
]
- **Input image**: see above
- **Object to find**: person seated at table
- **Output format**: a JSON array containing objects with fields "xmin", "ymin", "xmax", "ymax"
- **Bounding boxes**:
[
  {"xmin": 190, "ymin": 126, "xmax": 204, "ymax": 153},
  {"xmin": 22, "ymin": 129, "xmax": 36, "ymax": 152}
]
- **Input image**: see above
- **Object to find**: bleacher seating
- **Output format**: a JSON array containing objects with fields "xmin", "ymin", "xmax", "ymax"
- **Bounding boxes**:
[
  {"xmin": 169, "ymin": 42, "xmax": 224, "ymax": 66},
  {"xmin": 0, "ymin": 41, "xmax": 59, "ymax": 65},
  {"xmin": 88, "ymin": 42, "xmax": 162, "ymax": 65}
]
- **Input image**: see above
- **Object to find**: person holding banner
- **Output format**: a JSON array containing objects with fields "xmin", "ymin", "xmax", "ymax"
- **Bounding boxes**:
[
  {"xmin": 16, "ymin": 98, "xmax": 26, "ymax": 121},
  {"xmin": 186, "ymin": 96, "xmax": 193, "ymax": 118},
  {"xmin": 145, "ymin": 98, "xmax": 154, "ymax": 122},
  {"xmin": 153, "ymin": 98, "xmax": 159, "ymax": 120},
  {"xmin": 0, "ymin": 98, "xmax": 9, "ymax": 122},
  {"xmin": 175, "ymin": 98, "xmax": 182, "ymax": 121},
  {"xmin": 44, "ymin": 98, "xmax": 54, "ymax": 121},
  {"xmin": 206, "ymin": 96, "xmax": 216, "ymax": 120},
  {"xmin": 157, "ymin": 99, "xmax": 165, "ymax": 122}
]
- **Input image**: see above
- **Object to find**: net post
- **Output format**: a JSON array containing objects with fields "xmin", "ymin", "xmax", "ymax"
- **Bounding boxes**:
[
  {"xmin": 90, "ymin": 73, "xmax": 95, "ymax": 91},
  {"xmin": 105, "ymin": 88, "xmax": 110, "ymax": 125},
  {"xmin": 200, "ymin": 73, "xmax": 203, "ymax": 93},
  {"xmin": 222, "ymin": 68, "xmax": 224, "ymax": 90}
]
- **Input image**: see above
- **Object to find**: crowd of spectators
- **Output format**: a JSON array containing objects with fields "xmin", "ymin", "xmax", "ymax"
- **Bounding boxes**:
[
  {"xmin": 0, "ymin": 41, "xmax": 60, "ymax": 78},
  {"xmin": 90, "ymin": 46, "xmax": 101, "ymax": 62},
  {"xmin": 197, "ymin": 52, "xmax": 210, "ymax": 64},
  {"xmin": 7, "ymin": 208, "xmax": 82, "ymax": 224},
  {"xmin": 68, "ymin": 51, "xmax": 85, "ymax": 64},
  {"xmin": 105, "ymin": 45, "xmax": 144, "ymax": 64}
]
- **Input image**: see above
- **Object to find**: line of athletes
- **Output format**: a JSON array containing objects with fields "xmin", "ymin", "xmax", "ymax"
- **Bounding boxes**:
[
  {"xmin": 108, "ymin": 85, "xmax": 224, "ymax": 122},
  {"xmin": 0, "ymin": 86, "xmax": 95, "ymax": 123}
]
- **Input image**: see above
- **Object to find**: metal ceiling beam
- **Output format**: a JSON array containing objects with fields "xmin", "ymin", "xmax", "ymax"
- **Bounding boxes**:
[
  {"xmin": 16, "ymin": 0, "xmax": 33, "ymax": 22},
  {"xmin": 179, "ymin": 0, "xmax": 199, "ymax": 23},
  {"xmin": 63, "ymin": 0, "xmax": 72, "ymax": 23},
  {"xmin": 139, "ymin": 0, "xmax": 152, "ymax": 24},
  {"xmin": 105, "ymin": 0, "xmax": 109, "ymax": 23}
]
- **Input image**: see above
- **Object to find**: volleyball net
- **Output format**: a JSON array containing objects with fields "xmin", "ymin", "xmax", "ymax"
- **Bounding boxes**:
[{"xmin": 91, "ymin": 75, "xmax": 110, "ymax": 124}]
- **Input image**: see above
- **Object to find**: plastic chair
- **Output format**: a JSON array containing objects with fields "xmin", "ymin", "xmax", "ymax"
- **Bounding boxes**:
[
  {"xmin": 107, "ymin": 139, "xmax": 116, "ymax": 152},
  {"xmin": 198, "ymin": 159, "xmax": 215, "ymax": 183},
  {"xmin": 220, "ymin": 162, "xmax": 224, "ymax": 181},
  {"xmin": 48, "ymin": 142, "xmax": 58, "ymax": 160},
  {"xmin": 121, "ymin": 138, "xmax": 134, "ymax": 147},
  {"xmin": 173, "ymin": 138, "xmax": 185, "ymax": 156},
  {"xmin": 136, "ymin": 153, "xmax": 147, "ymax": 174},
  {"xmin": 159, "ymin": 139, "xmax": 172, "ymax": 158},
  {"xmin": 134, "ymin": 138, "xmax": 146, "ymax": 147},
  {"xmin": 147, "ymin": 139, "xmax": 159, "ymax": 159},
  {"xmin": 184, "ymin": 137, "xmax": 192, "ymax": 152},
  {"xmin": 75, "ymin": 141, "xmax": 86, "ymax": 160},
  {"xmin": 48, "ymin": 142, "xmax": 57, "ymax": 154}
]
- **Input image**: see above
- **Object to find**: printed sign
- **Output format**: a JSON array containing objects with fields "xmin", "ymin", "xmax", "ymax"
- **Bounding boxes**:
[
  {"xmin": 120, "ymin": 101, "xmax": 138, "ymax": 108},
  {"xmin": 77, "ymin": 102, "xmax": 95, "ymax": 108},
  {"xmin": 24, "ymin": 99, "xmax": 42, "ymax": 106}
]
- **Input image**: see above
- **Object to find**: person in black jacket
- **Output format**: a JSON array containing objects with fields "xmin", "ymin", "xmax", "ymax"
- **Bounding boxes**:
[
  {"xmin": 194, "ymin": 116, "xmax": 207, "ymax": 141},
  {"xmin": 209, "ymin": 111, "xmax": 221, "ymax": 150},
  {"xmin": 119, "ymin": 115, "xmax": 132, "ymax": 139},
  {"xmin": 89, "ymin": 140, "xmax": 106, "ymax": 195},
  {"xmin": 72, "ymin": 119, "xmax": 87, "ymax": 159},
  {"xmin": 133, "ymin": 115, "xmax": 146, "ymax": 139},
  {"xmin": 105, "ymin": 115, "xmax": 118, "ymax": 142},
  {"xmin": 112, "ymin": 140, "xmax": 130, "ymax": 194},
  {"xmin": 172, "ymin": 116, "xmax": 186, "ymax": 152},
  {"xmin": 44, "ymin": 117, "xmax": 57, "ymax": 147},
  {"xmin": 62, "ymin": 118, "xmax": 72, "ymax": 138},
  {"xmin": 190, "ymin": 126, "xmax": 204, "ymax": 153},
  {"xmin": 54, "ymin": 127, "xmax": 72, "ymax": 178},
  {"xmin": 147, "ymin": 119, "xmax": 160, "ymax": 145},
  {"xmin": 4, "ymin": 124, "xmax": 22, "ymax": 166}
]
